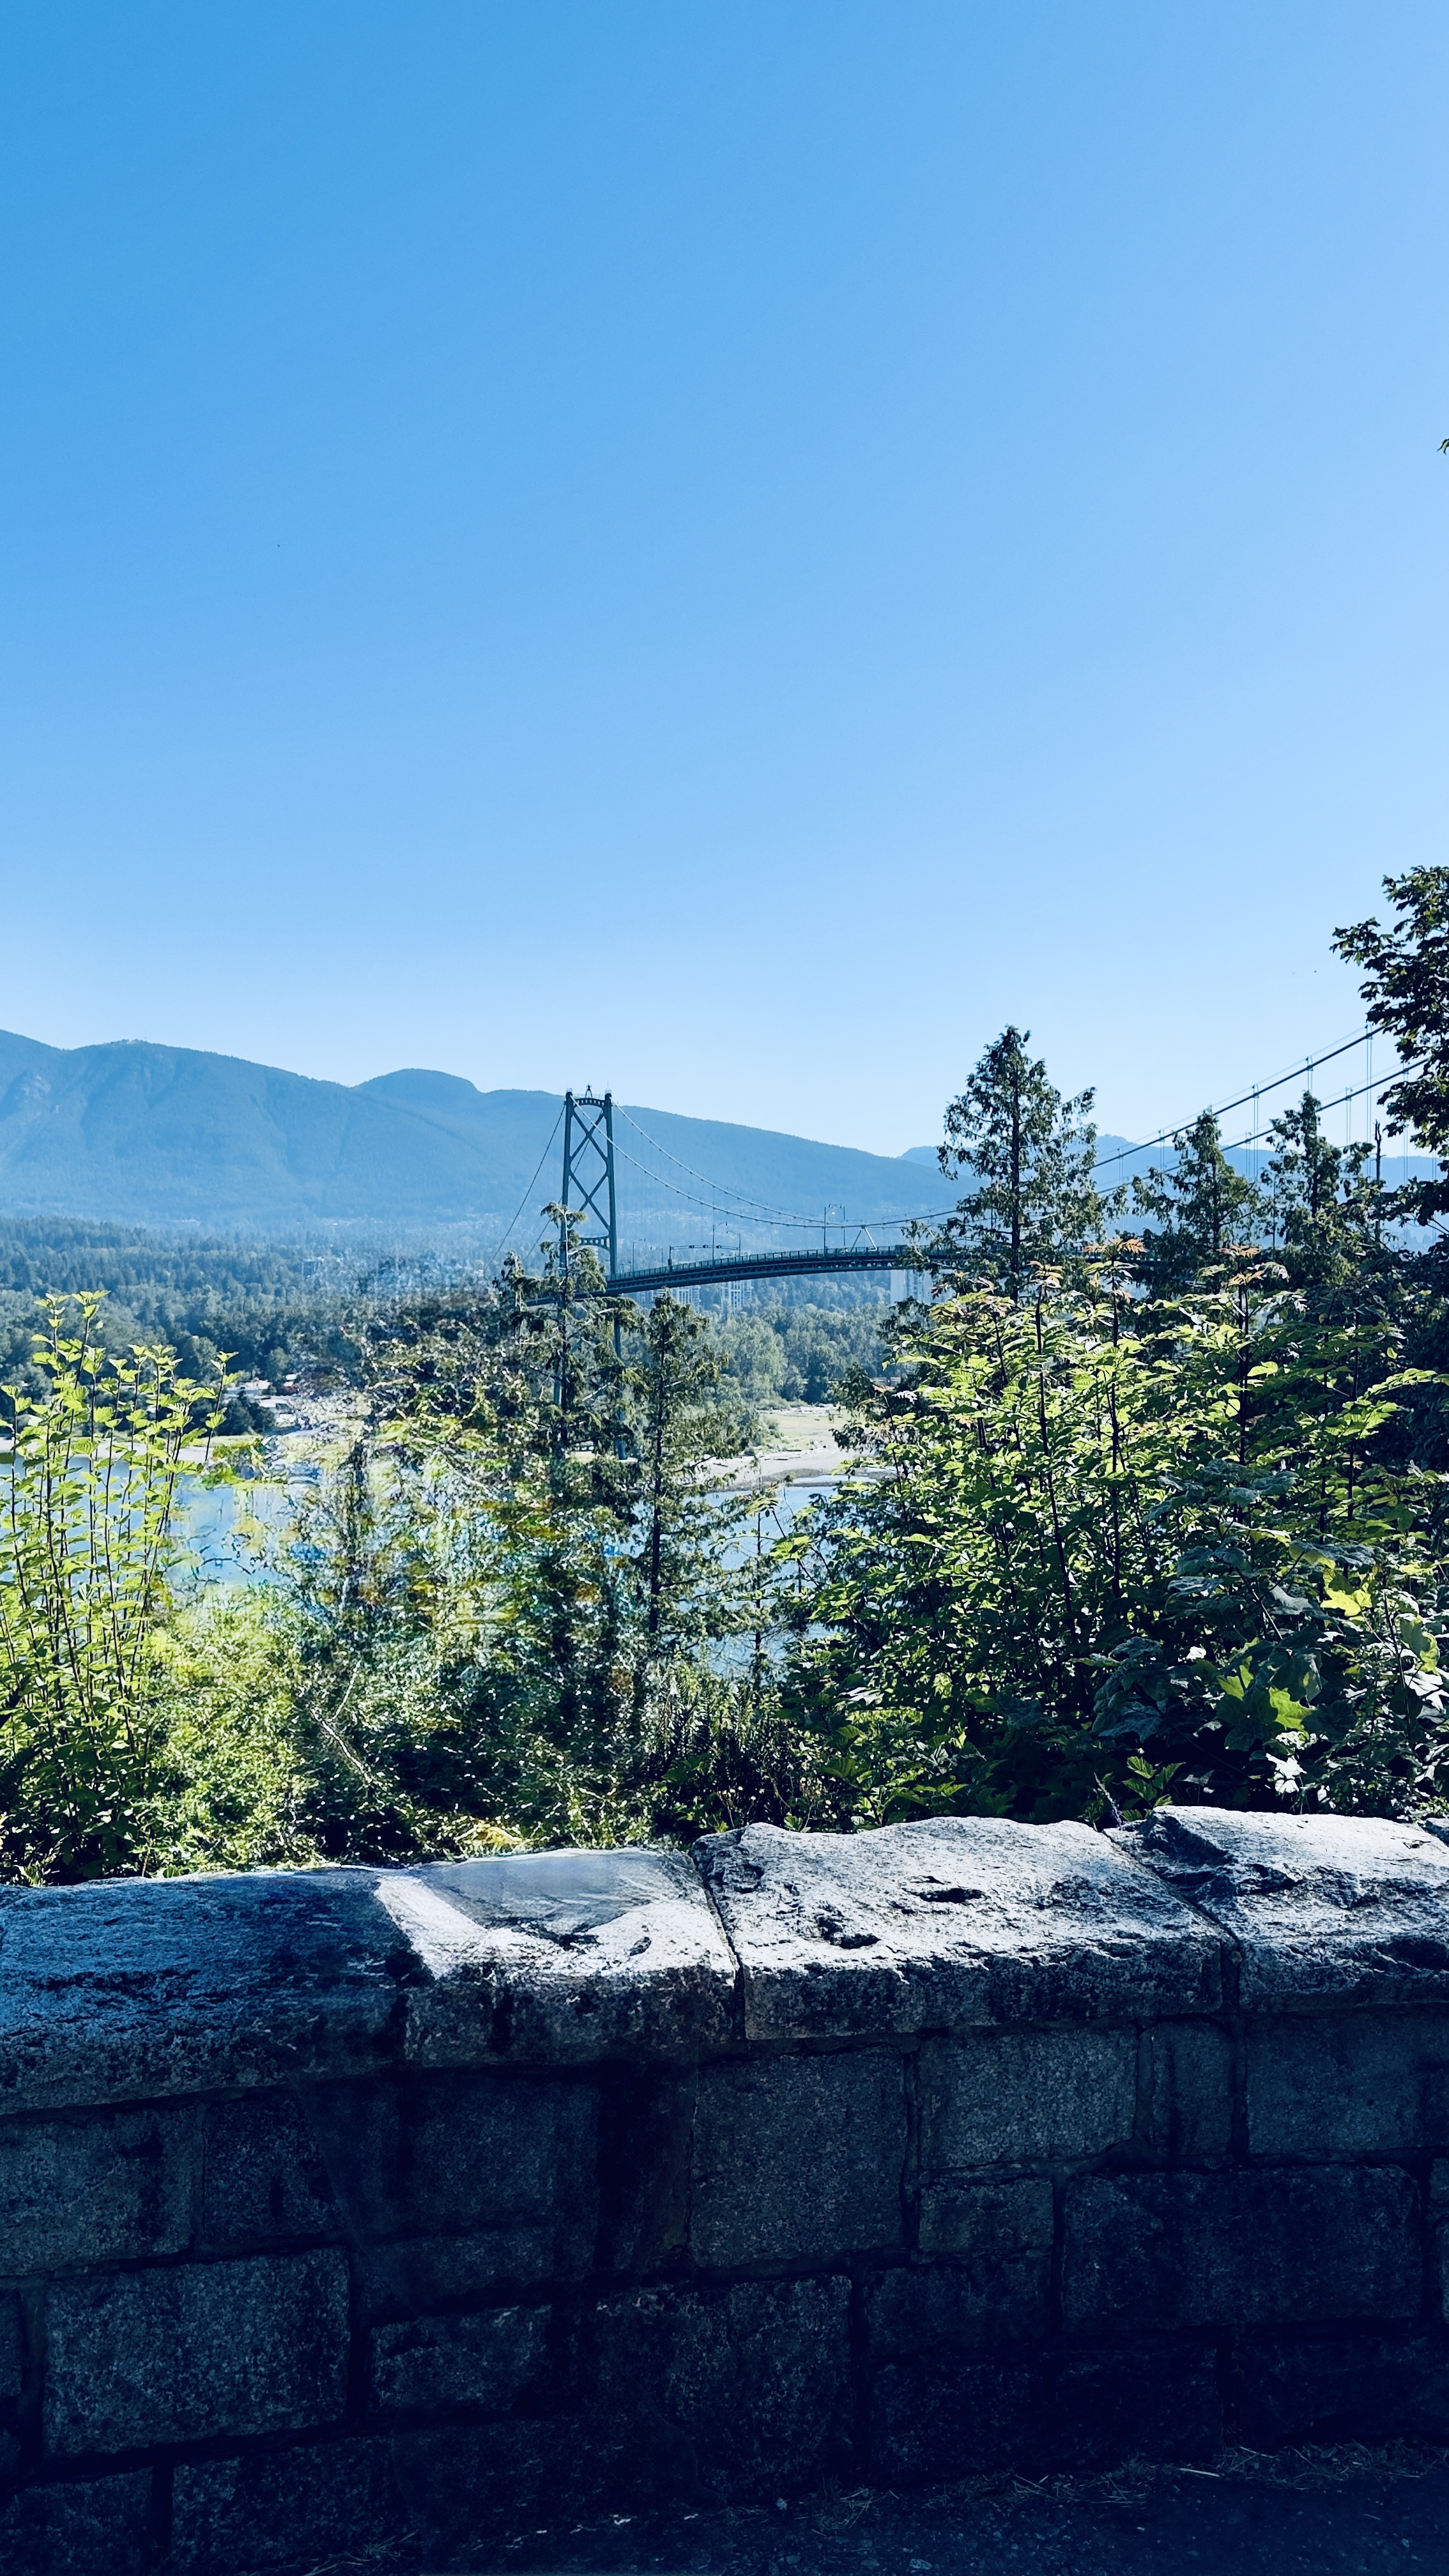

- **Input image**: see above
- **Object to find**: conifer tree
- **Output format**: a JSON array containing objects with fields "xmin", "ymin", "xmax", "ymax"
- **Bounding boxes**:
[
  {"xmin": 937, "ymin": 1027, "xmax": 1118, "ymax": 1296},
  {"xmin": 1133, "ymin": 1110, "xmax": 1262, "ymax": 1291},
  {"xmin": 1335, "ymin": 868, "xmax": 1449, "ymax": 1220}
]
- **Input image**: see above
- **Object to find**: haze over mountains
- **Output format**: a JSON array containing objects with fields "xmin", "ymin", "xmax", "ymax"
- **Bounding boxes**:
[{"xmin": 0, "ymin": 1030, "xmax": 951, "ymax": 1247}]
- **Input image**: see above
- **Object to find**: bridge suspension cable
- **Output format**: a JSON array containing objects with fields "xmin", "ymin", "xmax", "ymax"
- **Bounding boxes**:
[
  {"xmin": 544, "ymin": 1025, "xmax": 1425, "ymax": 1299},
  {"xmin": 1092, "ymin": 1027, "xmax": 1379, "ymax": 1172}
]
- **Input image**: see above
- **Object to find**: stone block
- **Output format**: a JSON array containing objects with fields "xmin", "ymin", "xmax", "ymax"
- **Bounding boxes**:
[
  {"xmin": 866, "ymin": 2250, "xmax": 1050, "ymax": 2358},
  {"xmin": 0, "ymin": 2288, "xmax": 22, "ymax": 2488},
  {"xmin": 303, "ymin": 2068, "xmax": 599, "ymax": 2260},
  {"xmin": 357, "ymin": 2227, "xmax": 581, "ymax": 2315},
  {"xmin": 870, "ymin": 2351, "xmax": 1049, "ymax": 2481},
  {"xmin": 689, "ymin": 2051, "xmax": 904, "ymax": 2267},
  {"xmin": 1245, "ymin": 2012, "xmax": 1449, "ymax": 2156},
  {"xmin": 577, "ymin": 2275, "xmax": 854, "ymax": 2504},
  {"xmin": 0, "ymin": 2289, "xmax": 22, "ymax": 2401},
  {"xmin": 595, "ymin": 2066, "xmax": 695, "ymax": 2277},
  {"xmin": 919, "ymin": 2028, "xmax": 1135, "ymax": 2170},
  {"xmin": 1235, "ymin": 2333, "xmax": 1449, "ymax": 2448},
  {"xmin": 1062, "ymin": 2166, "xmax": 1420, "ymax": 2336},
  {"xmin": 45, "ymin": 2248, "xmax": 349, "ymax": 2455},
  {"xmin": 1051, "ymin": 2342, "xmax": 1222, "ymax": 2469},
  {"xmin": 0, "ymin": 1869, "xmax": 407, "ymax": 2115},
  {"xmin": 1118, "ymin": 1808, "xmax": 1449, "ymax": 2009},
  {"xmin": 401, "ymin": 2069, "xmax": 599, "ymax": 2239},
  {"xmin": 0, "ymin": 2106, "xmax": 194, "ymax": 2275},
  {"xmin": 1142, "ymin": 2020, "xmax": 1234, "ymax": 2159},
  {"xmin": 201, "ymin": 2091, "xmax": 340, "ymax": 2245},
  {"xmin": 1433, "ymin": 2161, "xmax": 1449, "ymax": 2322},
  {"xmin": 694, "ymin": 1816, "xmax": 1220, "ymax": 2041},
  {"xmin": 171, "ymin": 2439, "xmax": 409, "ymax": 2576},
  {"xmin": 394, "ymin": 2418, "xmax": 588, "ymax": 2547},
  {"xmin": 369, "ymin": 2302, "xmax": 551, "ymax": 2414},
  {"xmin": 918, "ymin": 2173, "xmax": 1054, "ymax": 2259},
  {"xmin": 870, "ymin": 2336, "xmax": 1220, "ymax": 2483},
  {"xmin": 0, "ymin": 2471, "xmax": 151, "ymax": 2576},
  {"xmin": 386, "ymin": 1847, "xmax": 738, "ymax": 2066},
  {"xmin": 393, "ymin": 2282, "xmax": 855, "ymax": 2533}
]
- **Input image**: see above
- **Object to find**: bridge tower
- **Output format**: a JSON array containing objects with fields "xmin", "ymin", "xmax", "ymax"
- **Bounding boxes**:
[{"xmin": 560, "ymin": 1090, "xmax": 618, "ymax": 1281}]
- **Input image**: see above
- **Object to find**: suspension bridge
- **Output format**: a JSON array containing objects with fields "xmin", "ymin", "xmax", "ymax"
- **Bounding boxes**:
[
  {"xmin": 553, "ymin": 1090, "xmax": 935, "ymax": 1296},
  {"xmin": 516, "ymin": 1029, "xmax": 1417, "ymax": 1301}
]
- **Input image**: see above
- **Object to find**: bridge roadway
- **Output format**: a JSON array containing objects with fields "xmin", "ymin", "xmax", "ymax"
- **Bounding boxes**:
[{"xmin": 607, "ymin": 1243, "xmax": 926, "ymax": 1294}]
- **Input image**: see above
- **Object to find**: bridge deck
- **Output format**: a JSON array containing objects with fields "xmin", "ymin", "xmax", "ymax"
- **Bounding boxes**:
[{"xmin": 608, "ymin": 1244, "xmax": 926, "ymax": 1293}]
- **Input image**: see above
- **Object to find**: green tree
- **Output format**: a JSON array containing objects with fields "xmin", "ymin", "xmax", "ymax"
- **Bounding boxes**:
[
  {"xmin": 938, "ymin": 1027, "xmax": 1119, "ymax": 1296},
  {"xmin": 1334, "ymin": 868, "xmax": 1449, "ymax": 1220},
  {"xmin": 0, "ymin": 1295, "xmax": 236, "ymax": 1881},
  {"xmin": 632, "ymin": 1292, "xmax": 748, "ymax": 1657},
  {"xmin": 248, "ymin": 1254, "xmax": 763, "ymax": 1858},
  {"xmin": 785, "ymin": 1268, "xmax": 1448, "ymax": 1827},
  {"xmin": 1261, "ymin": 1091, "xmax": 1378, "ymax": 1284},
  {"xmin": 1133, "ymin": 1111, "xmax": 1262, "ymax": 1291}
]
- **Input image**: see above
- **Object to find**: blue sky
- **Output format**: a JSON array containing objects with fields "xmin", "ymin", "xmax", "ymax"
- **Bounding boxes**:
[{"xmin": 2, "ymin": 3, "xmax": 1445, "ymax": 1154}]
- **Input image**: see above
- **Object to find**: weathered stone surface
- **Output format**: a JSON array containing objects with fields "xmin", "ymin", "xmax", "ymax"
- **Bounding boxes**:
[
  {"xmin": 201, "ymin": 2092, "xmax": 339, "ymax": 2246},
  {"xmin": 171, "ymin": 2439, "xmax": 409, "ymax": 2575},
  {"xmin": 0, "ymin": 1848, "xmax": 735, "ymax": 2121},
  {"xmin": 392, "ymin": 2419, "xmax": 579, "ymax": 2545},
  {"xmin": 0, "ymin": 2107, "xmax": 194, "ymax": 2276},
  {"xmin": 1062, "ymin": 2166, "xmax": 1420, "ymax": 2335},
  {"xmin": 578, "ymin": 2276, "xmax": 855, "ymax": 2503},
  {"xmin": 45, "ymin": 2248, "xmax": 349, "ymax": 2454},
  {"xmin": 0, "ymin": 2288, "xmax": 24, "ymax": 2400},
  {"xmin": 369, "ymin": 2302, "xmax": 550, "ymax": 2414},
  {"xmin": 0, "ymin": 1870, "xmax": 410, "ymax": 2116},
  {"xmin": 689, "ymin": 2052, "xmax": 904, "ymax": 2267},
  {"xmin": 869, "ymin": 2352, "xmax": 1048, "ymax": 2480},
  {"xmin": 0, "ymin": 2470, "xmax": 151, "ymax": 2576},
  {"xmin": 868, "ymin": 2333, "xmax": 1220, "ymax": 2483},
  {"xmin": 13, "ymin": 1808, "xmax": 1449, "ymax": 2528},
  {"xmin": 0, "ymin": 2289, "xmax": 20, "ymax": 2486},
  {"xmin": 919, "ymin": 2028, "xmax": 1135, "ymax": 2170},
  {"xmin": 1117, "ymin": 1807, "xmax": 1449, "ymax": 2008},
  {"xmin": 1433, "ymin": 2160, "xmax": 1449, "ymax": 2323},
  {"xmin": 386, "ymin": 1849, "xmax": 737, "ymax": 2066},
  {"xmin": 866, "ymin": 2248, "xmax": 1051, "ymax": 2357},
  {"xmin": 917, "ymin": 2172, "xmax": 1054, "ymax": 2259},
  {"xmin": 1245, "ymin": 2011, "xmax": 1449, "ymax": 2156},
  {"xmin": 1235, "ymin": 2333, "xmax": 1449, "ymax": 2448},
  {"xmin": 357, "ymin": 2227, "xmax": 581, "ymax": 2315},
  {"xmin": 693, "ymin": 1818, "xmax": 1219, "ymax": 2041},
  {"xmin": 595, "ymin": 2067, "xmax": 695, "ymax": 2278},
  {"xmin": 292, "ymin": 2070, "xmax": 598, "ymax": 2281},
  {"xmin": 397, "ymin": 2069, "xmax": 599, "ymax": 2238},
  {"xmin": 1142, "ymin": 2019, "xmax": 1234, "ymax": 2159},
  {"xmin": 395, "ymin": 2281, "xmax": 856, "ymax": 2532}
]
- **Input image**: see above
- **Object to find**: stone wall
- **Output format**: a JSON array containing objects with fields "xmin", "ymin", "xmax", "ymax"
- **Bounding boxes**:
[{"xmin": 4, "ymin": 1807, "xmax": 1449, "ymax": 2572}]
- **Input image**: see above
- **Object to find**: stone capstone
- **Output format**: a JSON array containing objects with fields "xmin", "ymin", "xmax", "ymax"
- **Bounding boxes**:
[
  {"xmin": 693, "ymin": 1814, "xmax": 1221, "ymax": 2038},
  {"xmin": 1115, "ymin": 1806, "xmax": 1449, "ymax": 2005}
]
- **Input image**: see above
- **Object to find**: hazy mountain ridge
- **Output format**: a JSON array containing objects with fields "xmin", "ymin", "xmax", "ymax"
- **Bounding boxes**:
[{"xmin": 0, "ymin": 1031, "xmax": 947, "ymax": 1238}]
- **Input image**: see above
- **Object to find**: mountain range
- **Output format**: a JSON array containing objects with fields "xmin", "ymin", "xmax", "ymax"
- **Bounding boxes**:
[
  {"xmin": 3, "ymin": 1029, "xmax": 1424, "ymax": 1253},
  {"xmin": 0, "ymin": 1031, "xmax": 952, "ymax": 1246}
]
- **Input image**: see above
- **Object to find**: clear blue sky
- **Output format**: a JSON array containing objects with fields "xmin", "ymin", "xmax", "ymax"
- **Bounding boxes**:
[{"xmin": 2, "ymin": 3, "xmax": 1445, "ymax": 1154}]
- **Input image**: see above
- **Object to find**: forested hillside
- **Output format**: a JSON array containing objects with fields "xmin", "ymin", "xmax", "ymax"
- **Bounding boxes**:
[{"xmin": 0, "ymin": 1029, "xmax": 944, "ymax": 1234}]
